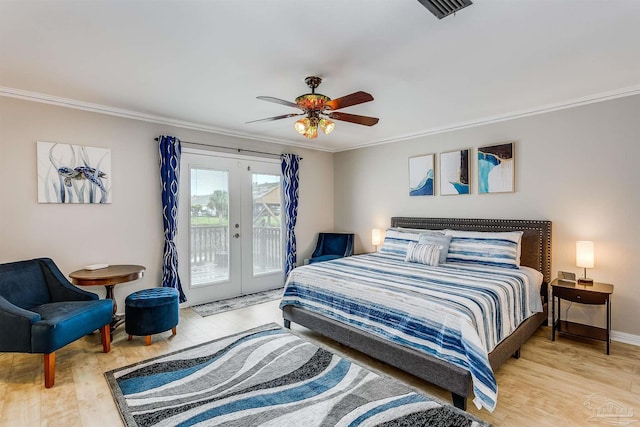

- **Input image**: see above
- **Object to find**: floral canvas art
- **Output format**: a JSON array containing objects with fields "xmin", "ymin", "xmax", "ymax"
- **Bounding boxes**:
[{"xmin": 37, "ymin": 141, "xmax": 112, "ymax": 203}]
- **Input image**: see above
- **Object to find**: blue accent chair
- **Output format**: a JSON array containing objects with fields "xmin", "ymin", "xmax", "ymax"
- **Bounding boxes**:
[
  {"xmin": 308, "ymin": 232, "xmax": 355, "ymax": 264},
  {"xmin": 0, "ymin": 258, "xmax": 113, "ymax": 387}
]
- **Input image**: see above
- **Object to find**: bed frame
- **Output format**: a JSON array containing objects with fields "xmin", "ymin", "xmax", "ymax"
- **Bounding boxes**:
[{"xmin": 283, "ymin": 217, "xmax": 551, "ymax": 410}]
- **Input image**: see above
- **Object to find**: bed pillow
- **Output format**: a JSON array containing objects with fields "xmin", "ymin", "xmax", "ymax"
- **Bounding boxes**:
[
  {"xmin": 405, "ymin": 242, "xmax": 441, "ymax": 266},
  {"xmin": 444, "ymin": 229, "xmax": 523, "ymax": 269},
  {"xmin": 379, "ymin": 228, "xmax": 439, "ymax": 257},
  {"xmin": 418, "ymin": 232, "xmax": 452, "ymax": 264}
]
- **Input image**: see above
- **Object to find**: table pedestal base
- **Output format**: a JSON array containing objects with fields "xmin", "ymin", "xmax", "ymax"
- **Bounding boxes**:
[
  {"xmin": 70, "ymin": 265, "xmax": 146, "ymax": 339},
  {"xmin": 104, "ymin": 284, "xmax": 126, "ymax": 333}
]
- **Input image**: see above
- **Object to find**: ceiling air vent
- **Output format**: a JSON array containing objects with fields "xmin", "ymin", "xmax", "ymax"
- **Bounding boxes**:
[{"xmin": 417, "ymin": 0, "xmax": 473, "ymax": 19}]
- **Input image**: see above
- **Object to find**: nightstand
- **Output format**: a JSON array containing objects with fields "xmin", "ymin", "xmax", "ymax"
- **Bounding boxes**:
[{"xmin": 551, "ymin": 278, "xmax": 614, "ymax": 354}]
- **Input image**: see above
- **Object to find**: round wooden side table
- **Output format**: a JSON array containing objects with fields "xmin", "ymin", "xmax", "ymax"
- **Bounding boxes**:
[{"xmin": 70, "ymin": 264, "xmax": 145, "ymax": 331}]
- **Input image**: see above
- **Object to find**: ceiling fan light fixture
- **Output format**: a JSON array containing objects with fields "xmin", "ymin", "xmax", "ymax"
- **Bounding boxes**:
[
  {"xmin": 303, "ymin": 125, "xmax": 318, "ymax": 139},
  {"xmin": 294, "ymin": 117, "xmax": 309, "ymax": 134},
  {"xmin": 319, "ymin": 118, "xmax": 335, "ymax": 135}
]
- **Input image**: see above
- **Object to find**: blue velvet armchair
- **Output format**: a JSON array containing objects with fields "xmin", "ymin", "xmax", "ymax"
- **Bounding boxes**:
[
  {"xmin": 309, "ymin": 232, "xmax": 355, "ymax": 264},
  {"xmin": 0, "ymin": 258, "xmax": 113, "ymax": 387}
]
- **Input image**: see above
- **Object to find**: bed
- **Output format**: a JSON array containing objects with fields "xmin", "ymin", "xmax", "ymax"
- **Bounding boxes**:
[{"xmin": 281, "ymin": 217, "xmax": 551, "ymax": 412}]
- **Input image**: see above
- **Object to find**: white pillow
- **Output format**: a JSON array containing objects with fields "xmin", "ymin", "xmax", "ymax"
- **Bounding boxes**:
[
  {"xmin": 444, "ymin": 229, "xmax": 523, "ymax": 269},
  {"xmin": 405, "ymin": 242, "xmax": 441, "ymax": 266}
]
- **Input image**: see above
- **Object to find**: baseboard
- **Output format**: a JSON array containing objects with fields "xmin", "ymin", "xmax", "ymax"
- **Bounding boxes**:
[{"xmin": 611, "ymin": 330, "xmax": 640, "ymax": 347}]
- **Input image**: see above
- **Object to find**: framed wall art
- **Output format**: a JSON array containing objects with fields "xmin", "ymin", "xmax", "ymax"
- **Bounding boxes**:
[
  {"xmin": 440, "ymin": 149, "xmax": 470, "ymax": 195},
  {"xmin": 408, "ymin": 154, "xmax": 434, "ymax": 196},
  {"xmin": 478, "ymin": 142, "xmax": 514, "ymax": 194},
  {"xmin": 37, "ymin": 141, "xmax": 112, "ymax": 204}
]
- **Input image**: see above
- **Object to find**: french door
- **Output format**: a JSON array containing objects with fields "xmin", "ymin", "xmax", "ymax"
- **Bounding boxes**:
[{"xmin": 177, "ymin": 149, "xmax": 284, "ymax": 305}]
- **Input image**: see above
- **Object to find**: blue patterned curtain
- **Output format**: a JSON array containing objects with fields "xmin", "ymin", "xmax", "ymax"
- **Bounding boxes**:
[
  {"xmin": 281, "ymin": 154, "xmax": 300, "ymax": 278},
  {"xmin": 158, "ymin": 135, "xmax": 186, "ymax": 302}
]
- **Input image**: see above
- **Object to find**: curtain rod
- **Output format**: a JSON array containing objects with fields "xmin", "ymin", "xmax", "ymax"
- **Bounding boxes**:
[{"xmin": 153, "ymin": 138, "xmax": 302, "ymax": 160}]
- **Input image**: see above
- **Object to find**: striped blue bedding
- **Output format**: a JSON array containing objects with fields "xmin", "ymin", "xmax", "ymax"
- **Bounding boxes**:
[{"xmin": 280, "ymin": 252, "xmax": 541, "ymax": 412}]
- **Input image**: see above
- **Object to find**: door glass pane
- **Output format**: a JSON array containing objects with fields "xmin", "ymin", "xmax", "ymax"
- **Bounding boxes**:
[
  {"xmin": 190, "ymin": 168, "xmax": 229, "ymax": 285},
  {"xmin": 252, "ymin": 173, "xmax": 282, "ymax": 275}
]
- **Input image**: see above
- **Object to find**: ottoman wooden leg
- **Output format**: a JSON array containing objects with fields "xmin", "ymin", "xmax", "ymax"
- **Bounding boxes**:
[
  {"xmin": 128, "ymin": 335, "xmax": 133, "ymax": 341},
  {"xmin": 172, "ymin": 326, "xmax": 177, "ymax": 336},
  {"xmin": 145, "ymin": 335, "xmax": 152, "ymax": 346}
]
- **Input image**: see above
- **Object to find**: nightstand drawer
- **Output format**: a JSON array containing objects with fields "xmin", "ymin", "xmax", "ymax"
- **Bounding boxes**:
[{"xmin": 553, "ymin": 286, "xmax": 608, "ymax": 304}]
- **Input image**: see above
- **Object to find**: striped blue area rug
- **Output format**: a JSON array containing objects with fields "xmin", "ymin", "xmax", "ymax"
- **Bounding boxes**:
[{"xmin": 105, "ymin": 323, "xmax": 490, "ymax": 427}]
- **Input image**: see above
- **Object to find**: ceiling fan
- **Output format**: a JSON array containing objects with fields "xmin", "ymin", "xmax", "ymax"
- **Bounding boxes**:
[{"xmin": 247, "ymin": 76, "xmax": 379, "ymax": 139}]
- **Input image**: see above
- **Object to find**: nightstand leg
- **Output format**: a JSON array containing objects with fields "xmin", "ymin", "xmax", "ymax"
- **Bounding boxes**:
[
  {"xmin": 551, "ymin": 295, "xmax": 556, "ymax": 341},
  {"xmin": 606, "ymin": 298, "xmax": 611, "ymax": 355}
]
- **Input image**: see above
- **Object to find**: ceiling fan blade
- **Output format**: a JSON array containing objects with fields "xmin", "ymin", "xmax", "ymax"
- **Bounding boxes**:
[
  {"xmin": 256, "ymin": 96, "xmax": 300, "ymax": 109},
  {"xmin": 246, "ymin": 113, "xmax": 303, "ymax": 124},
  {"xmin": 327, "ymin": 112, "xmax": 379, "ymax": 126},
  {"xmin": 324, "ymin": 91, "xmax": 374, "ymax": 110}
]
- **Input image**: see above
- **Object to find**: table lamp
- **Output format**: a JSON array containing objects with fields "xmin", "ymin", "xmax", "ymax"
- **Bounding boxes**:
[
  {"xmin": 576, "ymin": 240, "xmax": 594, "ymax": 285},
  {"xmin": 371, "ymin": 228, "xmax": 382, "ymax": 252}
]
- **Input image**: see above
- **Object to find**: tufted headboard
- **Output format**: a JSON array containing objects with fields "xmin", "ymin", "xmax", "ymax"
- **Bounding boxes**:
[{"xmin": 390, "ymin": 217, "xmax": 552, "ymax": 283}]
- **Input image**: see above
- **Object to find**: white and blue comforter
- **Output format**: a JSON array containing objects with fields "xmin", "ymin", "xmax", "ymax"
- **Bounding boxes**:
[{"xmin": 279, "ymin": 253, "xmax": 542, "ymax": 412}]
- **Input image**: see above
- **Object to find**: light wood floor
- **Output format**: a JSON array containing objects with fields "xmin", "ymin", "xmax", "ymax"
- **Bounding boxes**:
[{"xmin": 1, "ymin": 300, "xmax": 638, "ymax": 427}]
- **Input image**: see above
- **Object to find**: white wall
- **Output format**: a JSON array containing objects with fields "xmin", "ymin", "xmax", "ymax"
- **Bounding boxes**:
[
  {"xmin": 334, "ymin": 94, "xmax": 640, "ymax": 338},
  {"xmin": 0, "ymin": 97, "xmax": 333, "ymax": 311},
  {"xmin": 3, "ymin": 93, "xmax": 638, "ymax": 340}
]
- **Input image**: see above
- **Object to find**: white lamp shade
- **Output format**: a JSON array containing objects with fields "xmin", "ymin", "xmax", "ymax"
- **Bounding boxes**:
[
  {"xmin": 371, "ymin": 228, "xmax": 382, "ymax": 246},
  {"xmin": 576, "ymin": 241, "xmax": 595, "ymax": 268}
]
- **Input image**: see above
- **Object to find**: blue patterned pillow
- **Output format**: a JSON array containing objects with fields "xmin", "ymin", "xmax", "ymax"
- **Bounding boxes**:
[
  {"xmin": 444, "ymin": 230, "xmax": 523, "ymax": 269},
  {"xmin": 379, "ymin": 228, "xmax": 438, "ymax": 257},
  {"xmin": 418, "ymin": 232, "xmax": 452, "ymax": 264},
  {"xmin": 405, "ymin": 242, "xmax": 441, "ymax": 266}
]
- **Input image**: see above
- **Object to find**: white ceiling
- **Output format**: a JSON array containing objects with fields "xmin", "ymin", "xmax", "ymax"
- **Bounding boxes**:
[{"xmin": 1, "ymin": 0, "xmax": 639, "ymax": 152}]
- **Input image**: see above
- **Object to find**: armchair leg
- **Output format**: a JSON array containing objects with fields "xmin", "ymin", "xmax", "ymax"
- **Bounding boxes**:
[
  {"xmin": 44, "ymin": 353, "xmax": 55, "ymax": 388},
  {"xmin": 101, "ymin": 324, "xmax": 111, "ymax": 353}
]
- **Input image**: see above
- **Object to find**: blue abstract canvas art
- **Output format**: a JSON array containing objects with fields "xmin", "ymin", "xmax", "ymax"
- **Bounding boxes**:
[
  {"xmin": 478, "ymin": 142, "xmax": 514, "ymax": 193},
  {"xmin": 409, "ymin": 154, "xmax": 434, "ymax": 196},
  {"xmin": 37, "ymin": 141, "xmax": 112, "ymax": 203},
  {"xmin": 440, "ymin": 149, "xmax": 470, "ymax": 195}
]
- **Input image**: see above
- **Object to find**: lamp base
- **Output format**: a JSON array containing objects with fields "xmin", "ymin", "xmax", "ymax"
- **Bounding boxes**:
[{"xmin": 578, "ymin": 277, "xmax": 594, "ymax": 285}]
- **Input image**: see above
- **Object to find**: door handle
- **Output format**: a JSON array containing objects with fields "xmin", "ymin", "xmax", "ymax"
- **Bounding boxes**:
[{"xmin": 233, "ymin": 233, "xmax": 240, "ymax": 238}]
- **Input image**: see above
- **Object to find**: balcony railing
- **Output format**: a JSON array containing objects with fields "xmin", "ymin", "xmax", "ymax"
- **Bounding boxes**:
[
  {"xmin": 252, "ymin": 226, "xmax": 282, "ymax": 271},
  {"xmin": 190, "ymin": 225, "xmax": 282, "ymax": 281}
]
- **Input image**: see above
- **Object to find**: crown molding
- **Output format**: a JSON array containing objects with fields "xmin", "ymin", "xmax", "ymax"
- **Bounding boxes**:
[
  {"xmin": 342, "ymin": 84, "xmax": 640, "ymax": 152},
  {"xmin": 0, "ymin": 86, "xmax": 333, "ymax": 153},
  {"xmin": 3, "ymin": 84, "xmax": 639, "ymax": 154}
]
